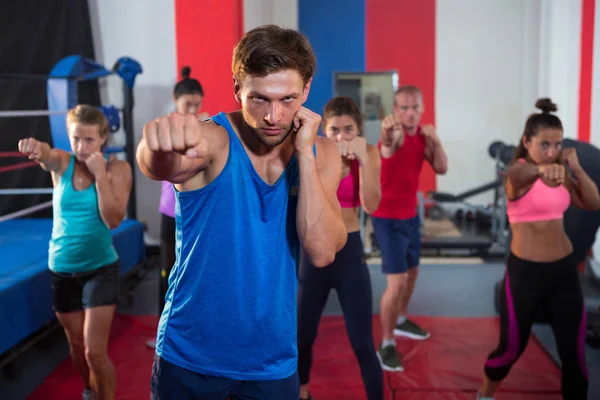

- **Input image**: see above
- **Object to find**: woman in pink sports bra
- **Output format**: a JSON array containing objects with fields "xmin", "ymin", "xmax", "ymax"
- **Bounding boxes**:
[
  {"xmin": 478, "ymin": 98, "xmax": 600, "ymax": 400},
  {"xmin": 147, "ymin": 66, "xmax": 206, "ymax": 349},
  {"xmin": 297, "ymin": 97, "xmax": 383, "ymax": 400}
]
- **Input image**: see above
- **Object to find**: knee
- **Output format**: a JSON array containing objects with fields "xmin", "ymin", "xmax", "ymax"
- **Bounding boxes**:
[
  {"xmin": 484, "ymin": 364, "xmax": 509, "ymax": 382},
  {"xmin": 385, "ymin": 276, "xmax": 408, "ymax": 299},
  {"xmin": 85, "ymin": 345, "xmax": 107, "ymax": 367},
  {"xmin": 69, "ymin": 337, "xmax": 85, "ymax": 353},
  {"xmin": 407, "ymin": 267, "xmax": 419, "ymax": 282}
]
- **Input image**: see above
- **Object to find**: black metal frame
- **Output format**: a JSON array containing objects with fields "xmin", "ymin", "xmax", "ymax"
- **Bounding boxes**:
[{"xmin": 122, "ymin": 84, "xmax": 136, "ymax": 220}]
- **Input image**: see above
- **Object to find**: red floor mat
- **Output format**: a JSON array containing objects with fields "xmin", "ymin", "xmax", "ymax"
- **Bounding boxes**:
[
  {"xmin": 29, "ymin": 315, "xmax": 562, "ymax": 399},
  {"xmin": 308, "ymin": 316, "xmax": 561, "ymax": 399},
  {"xmin": 28, "ymin": 314, "xmax": 158, "ymax": 400}
]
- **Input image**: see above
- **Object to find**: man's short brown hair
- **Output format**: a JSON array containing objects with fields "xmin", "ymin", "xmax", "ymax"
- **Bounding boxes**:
[{"xmin": 232, "ymin": 25, "xmax": 316, "ymax": 85}]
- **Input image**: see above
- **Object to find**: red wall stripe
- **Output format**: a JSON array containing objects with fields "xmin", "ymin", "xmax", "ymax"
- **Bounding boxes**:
[
  {"xmin": 578, "ymin": 0, "xmax": 596, "ymax": 143},
  {"xmin": 174, "ymin": 0, "xmax": 244, "ymax": 115},
  {"xmin": 365, "ymin": 0, "xmax": 437, "ymax": 193}
]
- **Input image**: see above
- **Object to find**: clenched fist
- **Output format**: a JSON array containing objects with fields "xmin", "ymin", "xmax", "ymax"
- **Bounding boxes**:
[
  {"xmin": 144, "ymin": 113, "xmax": 209, "ymax": 159},
  {"xmin": 18, "ymin": 137, "xmax": 44, "ymax": 161},
  {"xmin": 538, "ymin": 163, "xmax": 566, "ymax": 184},
  {"xmin": 292, "ymin": 107, "xmax": 321, "ymax": 155},
  {"xmin": 336, "ymin": 136, "xmax": 368, "ymax": 163},
  {"xmin": 85, "ymin": 152, "xmax": 107, "ymax": 178},
  {"xmin": 380, "ymin": 114, "xmax": 403, "ymax": 147}
]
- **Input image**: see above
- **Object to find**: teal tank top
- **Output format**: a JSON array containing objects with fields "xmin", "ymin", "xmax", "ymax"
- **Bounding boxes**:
[{"xmin": 48, "ymin": 155, "xmax": 118, "ymax": 273}]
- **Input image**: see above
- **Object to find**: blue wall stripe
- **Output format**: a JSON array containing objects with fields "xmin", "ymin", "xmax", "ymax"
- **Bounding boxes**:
[{"xmin": 299, "ymin": 0, "xmax": 365, "ymax": 116}]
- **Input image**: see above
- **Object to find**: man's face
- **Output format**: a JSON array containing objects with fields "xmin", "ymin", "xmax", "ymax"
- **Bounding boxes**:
[
  {"xmin": 234, "ymin": 69, "xmax": 310, "ymax": 147},
  {"xmin": 393, "ymin": 92, "xmax": 424, "ymax": 130}
]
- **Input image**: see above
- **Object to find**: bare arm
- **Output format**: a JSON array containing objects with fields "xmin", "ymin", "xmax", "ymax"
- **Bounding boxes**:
[
  {"xmin": 18, "ymin": 138, "xmax": 70, "ymax": 173},
  {"xmin": 96, "ymin": 160, "xmax": 133, "ymax": 229},
  {"xmin": 505, "ymin": 161, "xmax": 541, "ymax": 198},
  {"xmin": 379, "ymin": 114, "xmax": 404, "ymax": 159},
  {"xmin": 297, "ymin": 137, "xmax": 347, "ymax": 267},
  {"xmin": 136, "ymin": 114, "xmax": 213, "ymax": 183},
  {"xmin": 424, "ymin": 137, "xmax": 448, "ymax": 175},
  {"xmin": 379, "ymin": 129, "xmax": 404, "ymax": 159},
  {"xmin": 359, "ymin": 144, "xmax": 381, "ymax": 213},
  {"xmin": 567, "ymin": 166, "xmax": 600, "ymax": 211}
]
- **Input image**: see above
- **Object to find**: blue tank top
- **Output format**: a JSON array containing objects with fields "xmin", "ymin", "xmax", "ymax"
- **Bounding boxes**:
[
  {"xmin": 156, "ymin": 112, "xmax": 309, "ymax": 380},
  {"xmin": 49, "ymin": 155, "xmax": 118, "ymax": 273}
]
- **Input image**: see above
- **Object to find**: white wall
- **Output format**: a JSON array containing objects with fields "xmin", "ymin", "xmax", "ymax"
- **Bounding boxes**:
[
  {"xmin": 537, "ymin": 0, "xmax": 583, "ymax": 139},
  {"xmin": 435, "ymin": 0, "xmax": 541, "ymax": 205},
  {"xmin": 88, "ymin": 0, "xmax": 177, "ymax": 240},
  {"xmin": 243, "ymin": 0, "xmax": 298, "ymax": 32}
]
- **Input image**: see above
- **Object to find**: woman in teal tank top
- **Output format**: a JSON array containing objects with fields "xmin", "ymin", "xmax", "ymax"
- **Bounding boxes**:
[{"xmin": 18, "ymin": 105, "xmax": 132, "ymax": 400}]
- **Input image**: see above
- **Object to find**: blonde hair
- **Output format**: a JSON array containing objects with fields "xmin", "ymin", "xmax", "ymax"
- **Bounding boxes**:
[{"xmin": 66, "ymin": 105, "xmax": 109, "ymax": 137}]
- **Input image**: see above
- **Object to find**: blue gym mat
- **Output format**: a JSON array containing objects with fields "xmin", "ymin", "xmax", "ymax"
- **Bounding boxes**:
[{"xmin": 0, "ymin": 218, "xmax": 145, "ymax": 356}]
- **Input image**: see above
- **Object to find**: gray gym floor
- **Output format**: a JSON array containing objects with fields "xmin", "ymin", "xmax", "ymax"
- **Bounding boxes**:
[{"xmin": 1, "ymin": 256, "xmax": 599, "ymax": 399}]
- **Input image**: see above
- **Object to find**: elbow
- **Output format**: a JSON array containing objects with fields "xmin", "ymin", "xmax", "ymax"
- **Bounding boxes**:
[
  {"xmin": 310, "ymin": 252, "xmax": 336, "ymax": 268},
  {"xmin": 305, "ymin": 245, "xmax": 336, "ymax": 268},
  {"xmin": 106, "ymin": 213, "xmax": 126, "ymax": 230},
  {"xmin": 106, "ymin": 219, "xmax": 122, "ymax": 230},
  {"xmin": 435, "ymin": 163, "xmax": 448, "ymax": 175},
  {"xmin": 305, "ymin": 233, "xmax": 347, "ymax": 268},
  {"xmin": 363, "ymin": 193, "xmax": 381, "ymax": 215},
  {"xmin": 588, "ymin": 197, "xmax": 600, "ymax": 212}
]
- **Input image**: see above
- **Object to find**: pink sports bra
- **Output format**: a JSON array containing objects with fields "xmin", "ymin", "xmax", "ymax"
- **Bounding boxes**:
[
  {"xmin": 337, "ymin": 159, "xmax": 361, "ymax": 208},
  {"xmin": 506, "ymin": 159, "xmax": 571, "ymax": 224}
]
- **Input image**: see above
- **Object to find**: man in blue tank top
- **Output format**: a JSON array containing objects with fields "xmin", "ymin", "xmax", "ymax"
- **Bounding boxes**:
[{"xmin": 136, "ymin": 25, "xmax": 348, "ymax": 400}]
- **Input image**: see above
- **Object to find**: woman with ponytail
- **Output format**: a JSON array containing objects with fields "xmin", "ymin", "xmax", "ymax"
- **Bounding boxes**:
[
  {"xmin": 477, "ymin": 98, "xmax": 600, "ymax": 400},
  {"xmin": 147, "ymin": 66, "xmax": 206, "ymax": 349}
]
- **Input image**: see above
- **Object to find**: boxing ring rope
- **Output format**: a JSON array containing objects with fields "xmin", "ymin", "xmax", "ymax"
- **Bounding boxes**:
[
  {"xmin": 0, "ymin": 161, "xmax": 39, "ymax": 174},
  {"xmin": 0, "ymin": 201, "xmax": 53, "ymax": 224},
  {"xmin": 0, "ymin": 110, "xmax": 72, "ymax": 118},
  {"xmin": 0, "ymin": 189, "xmax": 53, "ymax": 195},
  {"xmin": 0, "ymin": 54, "xmax": 142, "ymax": 222}
]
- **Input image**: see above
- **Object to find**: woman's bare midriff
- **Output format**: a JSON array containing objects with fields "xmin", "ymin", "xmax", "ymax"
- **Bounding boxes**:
[
  {"xmin": 342, "ymin": 207, "xmax": 361, "ymax": 234},
  {"xmin": 510, "ymin": 219, "xmax": 573, "ymax": 262}
]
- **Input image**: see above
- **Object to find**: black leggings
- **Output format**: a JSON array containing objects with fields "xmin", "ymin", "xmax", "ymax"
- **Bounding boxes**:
[
  {"xmin": 297, "ymin": 232, "xmax": 383, "ymax": 400},
  {"xmin": 159, "ymin": 213, "xmax": 176, "ymax": 313},
  {"xmin": 485, "ymin": 252, "xmax": 588, "ymax": 399}
]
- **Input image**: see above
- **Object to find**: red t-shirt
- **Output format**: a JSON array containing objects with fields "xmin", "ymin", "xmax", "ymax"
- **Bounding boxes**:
[{"xmin": 372, "ymin": 127, "xmax": 426, "ymax": 220}]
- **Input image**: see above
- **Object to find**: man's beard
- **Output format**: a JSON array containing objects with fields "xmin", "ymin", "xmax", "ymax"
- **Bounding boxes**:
[{"xmin": 242, "ymin": 110, "xmax": 294, "ymax": 147}]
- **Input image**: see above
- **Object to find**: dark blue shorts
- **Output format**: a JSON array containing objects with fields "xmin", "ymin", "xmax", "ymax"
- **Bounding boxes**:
[
  {"xmin": 150, "ymin": 356, "xmax": 299, "ymax": 400},
  {"xmin": 372, "ymin": 216, "xmax": 420, "ymax": 274}
]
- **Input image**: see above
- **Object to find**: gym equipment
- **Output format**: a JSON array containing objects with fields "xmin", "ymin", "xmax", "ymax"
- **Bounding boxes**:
[
  {"xmin": 493, "ymin": 138, "xmax": 600, "ymax": 345},
  {"xmin": 417, "ymin": 140, "xmax": 516, "ymax": 256}
]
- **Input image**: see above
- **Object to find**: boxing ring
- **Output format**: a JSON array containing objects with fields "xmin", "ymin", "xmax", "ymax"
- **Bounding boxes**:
[{"xmin": 0, "ymin": 55, "xmax": 146, "ymax": 365}]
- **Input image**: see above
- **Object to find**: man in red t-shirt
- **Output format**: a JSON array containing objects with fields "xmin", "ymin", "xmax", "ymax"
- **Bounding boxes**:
[{"xmin": 373, "ymin": 85, "xmax": 448, "ymax": 372}]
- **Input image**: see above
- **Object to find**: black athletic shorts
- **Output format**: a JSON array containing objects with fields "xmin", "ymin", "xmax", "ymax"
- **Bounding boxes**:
[{"xmin": 50, "ymin": 260, "xmax": 121, "ymax": 313}]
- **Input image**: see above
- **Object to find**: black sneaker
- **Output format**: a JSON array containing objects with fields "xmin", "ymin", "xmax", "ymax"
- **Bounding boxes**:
[
  {"xmin": 376, "ymin": 343, "xmax": 404, "ymax": 372},
  {"xmin": 394, "ymin": 319, "xmax": 430, "ymax": 340}
]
